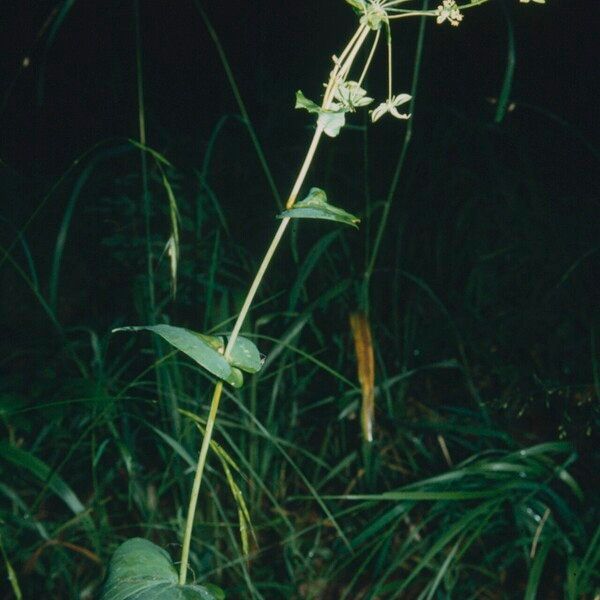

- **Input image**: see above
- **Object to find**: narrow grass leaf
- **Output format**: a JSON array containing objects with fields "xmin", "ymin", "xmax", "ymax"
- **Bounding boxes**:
[
  {"xmin": 0, "ymin": 441, "xmax": 86, "ymax": 517},
  {"xmin": 0, "ymin": 529, "xmax": 22, "ymax": 600},
  {"xmin": 524, "ymin": 539, "xmax": 551, "ymax": 600}
]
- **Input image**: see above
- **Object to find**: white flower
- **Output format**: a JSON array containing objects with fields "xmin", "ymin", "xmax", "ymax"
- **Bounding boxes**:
[
  {"xmin": 331, "ymin": 81, "xmax": 373, "ymax": 112},
  {"xmin": 370, "ymin": 94, "xmax": 412, "ymax": 122},
  {"xmin": 519, "ymin": 0, "xmax": 546, "ymax": 3},
  {"xmin": 436, "ymin": 0, "xmax": 464, "ymax": 26}
]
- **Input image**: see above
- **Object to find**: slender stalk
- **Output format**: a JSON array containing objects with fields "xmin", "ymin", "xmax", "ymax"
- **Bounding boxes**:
[
  {"xmin": 323, "ymin": 25, "xmax": 367, "ymax": 107},
  {"xmin": 337, "ymin": 27, "xmax": 371, "ymax": 83},
  {"xmin": 387, "ymin": 23, "xmax": 393, "ymax": 99},
  {"xmin": 179, "ymin": 119, "xmax": 326, "ymax": 589},
  {"xmin": 225, "ymin": 216, "xmax": 292, "ymax": 357},
  {"xmin": 358, "ymin": 28, "xmax": 381, "ymax": 88},
  {"xmin": 178, "ymin": 23, "xmax": 372, "ymax": 585},
  {"xmin": 226, "ymin": 27, "xmax": 371, "ymax": 357},
  {"xmin": 178, "ymin": 381, "xmax": 224, "ymax": 585}
]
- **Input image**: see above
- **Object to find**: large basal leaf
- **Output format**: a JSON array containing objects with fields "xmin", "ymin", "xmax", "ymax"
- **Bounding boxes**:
[
  {"xmin": 101, "ymin": 538, "xmax": 224, "ymax": 600},
  {"xmin": 278, "ymin": 188, "xmax": 360, "ymax": 228},
  {"xmin": 112, "ymin": 325, "xmax": 263, "ymax": 388}
]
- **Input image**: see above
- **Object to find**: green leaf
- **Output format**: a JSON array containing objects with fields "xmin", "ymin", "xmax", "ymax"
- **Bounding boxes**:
[
  {"xmin": 112, "ymin": 325, "xmax": 262, "ymax": 388},
  {"xmin": 0, "ymin": 441, "xmax": 87, "ymax": 517},
  {"xmin": 193, "ymin": 333, "xmax": 263, "ymax": 374},
  {"xmin": 345, "ymin": 0, "xmax": 367, "ymax": 11},
  {"xmin": 277, "ymin": 188, "xmax": 360, "ymax": 228},
  {"xmin": 101, "ymin": 538, "xmax": 225, "ymax": 600},
  {"xmin": 295, "ymin": 91, "xmax": 347, "ymax": 137},
  {"xmin": 317, "ymin": 110, "xmax": 346, "ymax": 138},
  {"xmin": 295, "ymin": 90, "xmax": 321, "ymax": 113}
]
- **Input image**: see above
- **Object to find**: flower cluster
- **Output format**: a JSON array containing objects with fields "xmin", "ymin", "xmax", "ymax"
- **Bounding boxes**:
[
  {"xmin": 331, "ymin": 81, "xmax": 373, "ymax": 112},
  {"xmin": 436, "ymin": 0, "xmax": 464, "ymax": 27}
]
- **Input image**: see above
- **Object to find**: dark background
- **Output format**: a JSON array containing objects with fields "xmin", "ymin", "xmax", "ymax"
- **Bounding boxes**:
[{"xmin": 1, "ymin": 0, "xmax": 597, "ymax": 174}]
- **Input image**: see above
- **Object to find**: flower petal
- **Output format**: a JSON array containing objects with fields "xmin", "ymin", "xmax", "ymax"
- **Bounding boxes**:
[
  {"xmin": 392, "ymin": 94, "xmax": 412, "ymax": 106},
  {"xmin": 370, "ymin": 102, "xmax": 388, "ymax": 123},
  {"xmin": 389, "ymin": 105, "xmax": 411, "ymax": 120}
]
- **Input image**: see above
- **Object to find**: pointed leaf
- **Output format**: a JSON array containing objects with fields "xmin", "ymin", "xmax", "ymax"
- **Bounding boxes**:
[
  {"xmin": 277, "ymin": 188, "xmax": 360, "ymax": 228},
  {"xmin": 345, "ymin": 0, "xmax": 367, "ymax": 11},
  {"xmin": 101, "ymin": 538, "xmax": 224, "ymax": 600},
  {"xmin": 113, "ymin": 325, "xmax": 249, "ymax": 387},
  {"xmin": 295, "ymin": 90, "xmax": 321, "ymax": 114}
]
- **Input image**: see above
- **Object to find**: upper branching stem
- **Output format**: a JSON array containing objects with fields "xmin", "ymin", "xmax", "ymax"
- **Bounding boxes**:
[
  {"xmin": 324, "ymin": 25, "xmax": 369, "ymax": 107},
  {"xmin": 226, "ymin": 26, "xmax": 371, "ymax": 358},
  {"xmin": 357, "ymin": 27, "xmax": 381, "ymax": 88}
]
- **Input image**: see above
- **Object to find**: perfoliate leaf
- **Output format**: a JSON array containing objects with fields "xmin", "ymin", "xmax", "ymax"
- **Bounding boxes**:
[
  {"xmin": 277, "ymin": 188, "xmax": 360, "ymax": 228},
  {"xmin": 101, "ymin": 538, "xmax": 225, "ymax": 600},
  {"xmin": 296, "ymin": 90, "xmax": 347, "ymax": 137},
  {"xmin": 317, "ymin": 110, "xmax": 346, "ymax": 138},
  {"xmin": 112, "ymin": 325, "xmax": 263, "ymax": 388},
  {"xmin": 193, "ymin": 332, "xmax": 264, "ymax": 374}
]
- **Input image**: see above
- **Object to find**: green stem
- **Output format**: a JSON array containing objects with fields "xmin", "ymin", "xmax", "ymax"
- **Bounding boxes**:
[
  {"xmin": 357, "ymin": 28, "xmax": 381, "ymax": 88},
  {"xmin": 178, "ymin": 22, "xmax": 371, "ymax": 585},
  {"xmin": 178, "ymin": 122, "xmax": 324, "ymax": 586},
  {"xmin": 178, "ymin": 381, "xmax": 224, "ymax": 585}
]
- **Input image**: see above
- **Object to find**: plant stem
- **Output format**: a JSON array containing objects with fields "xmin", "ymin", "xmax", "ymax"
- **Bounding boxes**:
[
  {"xmin": 179, "ymin": 121, "xmax": 324, "ymax": 586},
  {"xmin": 178, "ymin": 23, "xmax": 371, "ymax": 585},
  {"xmin": 358, "ymin": 28, "xmax": 381, "ymax": 87},
  {"xmin": 178, "ymin": 380, "xmax": 224, "ymax": 585}
]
